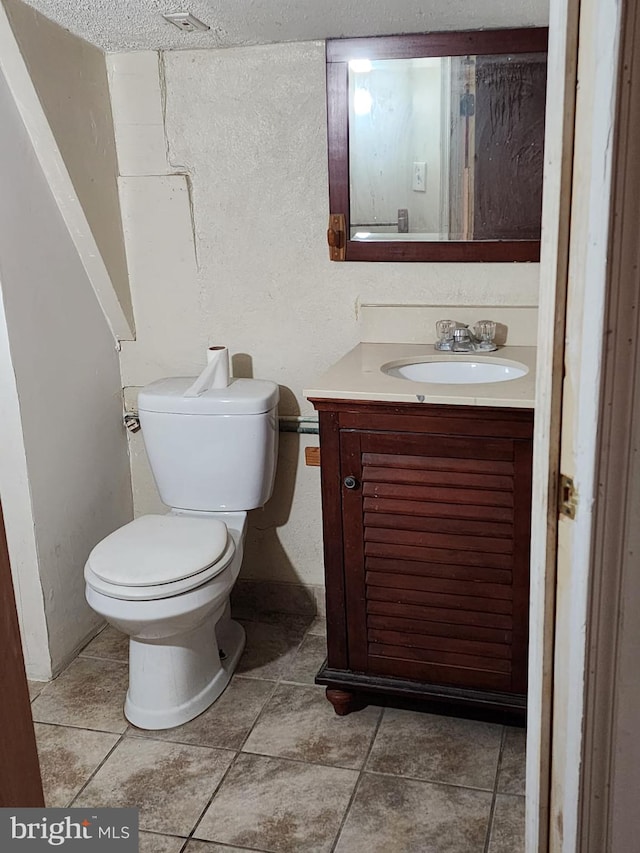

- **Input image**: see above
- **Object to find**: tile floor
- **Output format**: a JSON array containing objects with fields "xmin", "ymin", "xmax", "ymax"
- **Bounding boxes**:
[{"xmin": 28, "ymin": 613, "xmax": 526, "ymax": 853}]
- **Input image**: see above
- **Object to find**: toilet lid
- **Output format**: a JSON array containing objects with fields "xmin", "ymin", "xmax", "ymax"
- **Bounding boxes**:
[{"xmin": 87, "ymin": 515, "xmax": 229, "ymax": 587}]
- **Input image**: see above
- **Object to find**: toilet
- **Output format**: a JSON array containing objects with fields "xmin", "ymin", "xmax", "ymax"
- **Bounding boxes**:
[{"xmin": 84, "ymin": 375, "xmax": 279, "ymax": 730}]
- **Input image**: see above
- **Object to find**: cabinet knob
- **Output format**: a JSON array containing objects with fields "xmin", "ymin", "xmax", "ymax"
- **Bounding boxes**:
[{"xmin": 343, "ymin": 476, "xmax": 358, "ymax": 490}]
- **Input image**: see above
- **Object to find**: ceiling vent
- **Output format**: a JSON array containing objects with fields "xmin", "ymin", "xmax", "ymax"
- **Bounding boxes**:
[{"xmin": 162, "ymin": 12, "xmax": 210, "ymax": 32}]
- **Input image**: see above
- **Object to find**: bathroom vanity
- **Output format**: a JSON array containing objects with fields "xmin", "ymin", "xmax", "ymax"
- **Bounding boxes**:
[{"xmin": 306, "ymin": 343, "xmax": 535, "ymax": 719}]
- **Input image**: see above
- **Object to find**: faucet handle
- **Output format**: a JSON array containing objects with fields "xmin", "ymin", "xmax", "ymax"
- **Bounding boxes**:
[
  {"xmin": 435, "ymin": 319, "xmax": 455, "ymax": 350},
  {"xmin": 473, "ymin": 320, "xmax": 497, "ymax": 351}
]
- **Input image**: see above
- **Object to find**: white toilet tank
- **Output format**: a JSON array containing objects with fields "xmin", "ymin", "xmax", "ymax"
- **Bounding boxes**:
[{"xmin": 137, "ymin": 377, "xmax": 279, "ymax": 512}]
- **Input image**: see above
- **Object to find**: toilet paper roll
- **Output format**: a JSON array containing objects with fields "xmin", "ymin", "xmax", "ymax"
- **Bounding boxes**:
[{"xmin": 183, "ymin": 346, "xmax": 231, "ymax": 397}]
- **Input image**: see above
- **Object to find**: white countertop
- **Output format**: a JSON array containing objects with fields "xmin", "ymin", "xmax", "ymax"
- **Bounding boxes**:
[{"xmin": 304, "ymin": 343, "xmax": 536, "ymax": 409}]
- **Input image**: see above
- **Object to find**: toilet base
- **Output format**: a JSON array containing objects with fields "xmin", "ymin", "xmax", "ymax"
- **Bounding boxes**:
[{"xmin": 124, "ymin": 612, "xmax": 245, "ymax": 730}]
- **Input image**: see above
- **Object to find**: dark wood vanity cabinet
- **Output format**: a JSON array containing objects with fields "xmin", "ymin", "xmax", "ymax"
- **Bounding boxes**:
[{"xmin": 309, "ymin": 398, "xmax": 533, "ymax": 719}]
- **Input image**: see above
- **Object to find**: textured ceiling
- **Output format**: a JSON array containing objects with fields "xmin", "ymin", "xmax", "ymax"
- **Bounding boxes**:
[{"xmin": 16, "ymin": 0, "xmax": 549, "ymax": 52}]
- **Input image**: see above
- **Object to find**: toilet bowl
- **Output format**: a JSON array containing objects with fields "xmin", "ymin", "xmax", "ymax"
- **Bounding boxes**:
[
  {"xmin": 84, "ymin": 375, "xmax": 279, "ymax": 730},
  {"xmin": 85, "ymin": 511, "xmax": 248, "ymax": 729}
]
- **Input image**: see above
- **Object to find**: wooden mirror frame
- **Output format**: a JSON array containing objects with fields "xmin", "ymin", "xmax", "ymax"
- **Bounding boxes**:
[{"xmin": 326, "ymin": 28, "xmax": 548, "ymax": 262}]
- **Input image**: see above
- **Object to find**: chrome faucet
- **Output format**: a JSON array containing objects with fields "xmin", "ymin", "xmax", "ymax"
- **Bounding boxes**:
[
  {"xmin": 451, "ymin": 327, "xmax": 477, "ymax": 353},
  {"xmin": 434, "ymin": 321, "xmax": 497, "ymax": 353}
]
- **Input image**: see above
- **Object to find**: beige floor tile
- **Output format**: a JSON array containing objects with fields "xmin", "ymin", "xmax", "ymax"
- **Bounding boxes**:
[
  {"xmin": 35, "ymin": 723, "xmax": 120, "ymax": 807},
  {"xmin": 31, "ymin": 657, "xmax": 129, "ymax": 733},
  {"xmin": 184, "ymin": 842, "xmax": 258, "ymax": 852},
  {"xmin": 129, "ymin": 677, "xmax": 274, "ymax": 750},
  {"xmin": 243, "ymin": 683, "xmax": 380, "ymax": 769},
  {"xmin": 80, "ymin": 625, "xmax": 129, "ymax": 663},
  {"xmin": 28, "ymin": 680, "xmax": 47, "ymax": 701},
  {"xmin": 139, "ymin": 831, "xmax": 186, "ymax": 853},
  {"xmin": 488, "ymin": 794, "xmax": 525, "ymax": 853},
  {"xmin": 236, "ymin": 620, "xmax": 305, "ymax": 681},
  {"xmin": 334, "ymin": 772, "xmax": 492, "ymax": 853},
  {"xmin": 498, "ymin": 726, "xmax": 526, "ymax": 795},
  {"xmin": 281, "ymin": 634, "xmax": 327, "ymax": 684},
  {"xmin": 254, "ymin": 613, "xmax": 315, "ymax": 632},
  {"xmin": 74, "ymin": 737, "xmax": 234, "ymax": 836},
  {"xmin": 366, "ymin": 709, "xmax": 502, "ymax": 790},
  {"xmin": 194, "ymin": 753, "xmax": 358, "ymax": 852}
]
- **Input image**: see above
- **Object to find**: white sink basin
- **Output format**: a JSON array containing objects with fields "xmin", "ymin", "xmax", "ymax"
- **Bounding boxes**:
[{"xmin": 382, "ymin": 357, "xmax": 528, "ymax": 384}]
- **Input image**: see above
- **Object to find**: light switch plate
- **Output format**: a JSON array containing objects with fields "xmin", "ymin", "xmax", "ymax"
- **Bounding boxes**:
[{"xmin": 412, "ymin": 161, "xmax": 426, "ymax": 192}]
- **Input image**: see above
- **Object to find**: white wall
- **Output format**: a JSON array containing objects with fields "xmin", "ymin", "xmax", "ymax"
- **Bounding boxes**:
[
  {"xmin": 0, "ymin": 56, "xmax": 133, "ymax": 676},
  {"xmin": 112, "ymin": 39, "xmax": 540, "ymax": 590},
  {"xmin": 3, "ymin": 0, "xmax": 134, "ymax": 335},
  {"xmin": 0, "ymin": 286, "xmax": 50, "ymax": 678}
]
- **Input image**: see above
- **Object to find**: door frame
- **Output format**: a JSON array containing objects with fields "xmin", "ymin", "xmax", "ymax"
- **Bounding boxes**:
[
  {"xmin": 577, "ymin": 0, "xmax": 640, "ymax": 847},
  {"xmin": 0, "ymin": 501, "xmax": 44, "ymax": 806},
  {"xmin": 529, "ymin": 0, "xmax": 629, "ymax": 849}
]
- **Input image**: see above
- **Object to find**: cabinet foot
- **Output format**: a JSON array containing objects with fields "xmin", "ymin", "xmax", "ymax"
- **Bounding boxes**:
[{"xmin": 325, "ymin": 688, "xmax": 366, "ymax": 716}]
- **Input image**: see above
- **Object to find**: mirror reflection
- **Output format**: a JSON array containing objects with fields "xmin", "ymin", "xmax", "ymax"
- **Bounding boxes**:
[{"xmin": 348, "ymin": 52, "xmax": 547, "ymax": 243}]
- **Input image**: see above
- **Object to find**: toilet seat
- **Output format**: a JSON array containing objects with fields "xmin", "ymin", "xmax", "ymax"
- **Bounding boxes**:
[{"xmin": 84, "ymin": 514, "xmax": 235, "ymax": 601}]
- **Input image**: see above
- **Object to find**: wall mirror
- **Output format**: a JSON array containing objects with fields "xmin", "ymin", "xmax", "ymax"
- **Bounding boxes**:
[{"xmin": 326, "ymin": 29, "xmax": 548, "ymax": 262}]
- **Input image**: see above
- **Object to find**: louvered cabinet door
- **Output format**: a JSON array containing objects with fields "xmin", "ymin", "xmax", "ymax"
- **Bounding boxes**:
[{"xmin": 339, "ymin": 426, "xmax": 532, "ymax": 697}]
